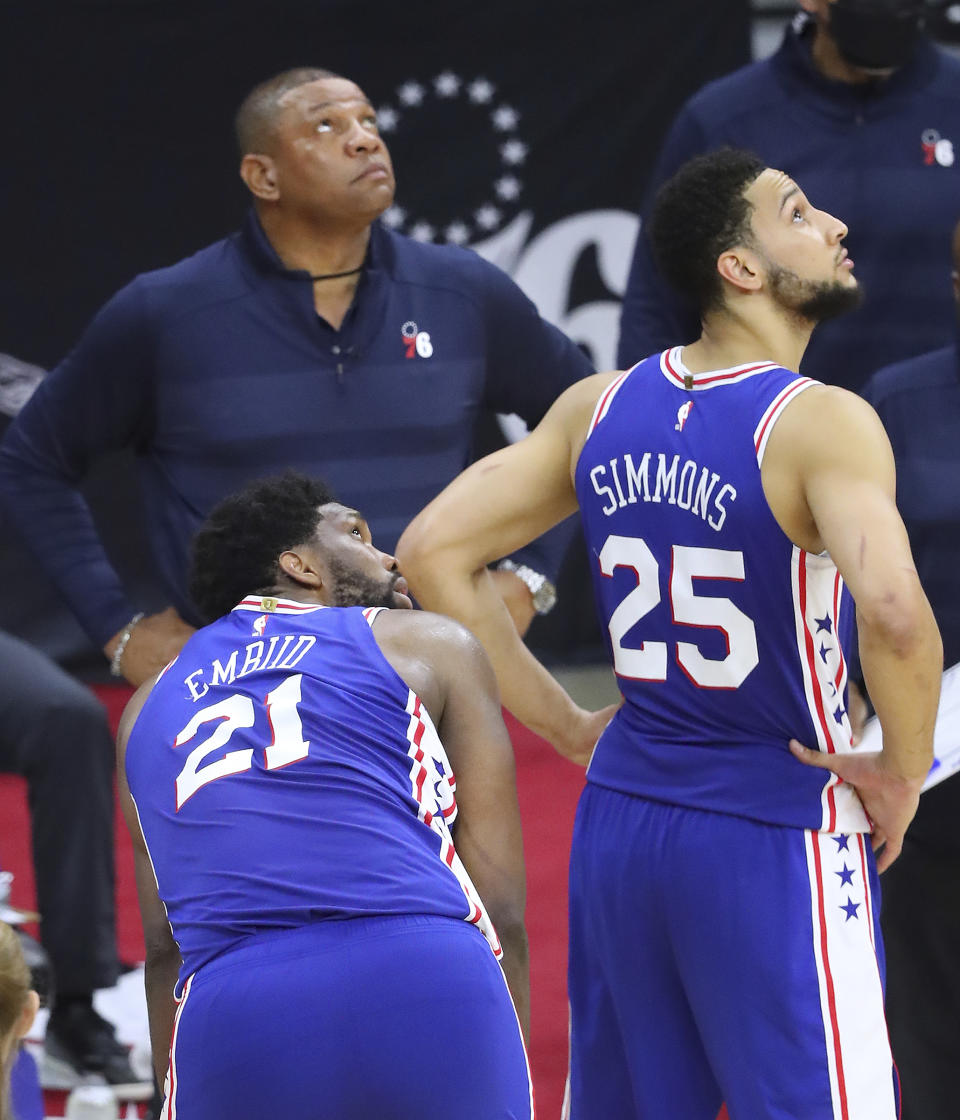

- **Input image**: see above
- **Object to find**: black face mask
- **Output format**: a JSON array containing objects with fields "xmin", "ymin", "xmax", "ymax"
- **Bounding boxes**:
[{"xmin": 829, "ymin": 0, "xmax": 925, "ymax": 71}]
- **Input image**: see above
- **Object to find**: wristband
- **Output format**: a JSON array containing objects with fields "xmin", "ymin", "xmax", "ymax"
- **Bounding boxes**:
[{"xmin": 109, "ymin": 612, "xmax": 145, "ymax": 678}]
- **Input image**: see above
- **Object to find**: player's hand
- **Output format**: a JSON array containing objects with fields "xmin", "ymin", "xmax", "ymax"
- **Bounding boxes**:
[
  {"xmin": 106, "ymin": 607, "xmax": 196, "ymax": 686},
  {"xmin": 556, "ymin": 702, "xmax": 620, "ymax": 767},
  {"xmin": 489, "ymin": 568, "xmax": 537, "ymax": 638},
  {"xmin": 789, "ymin": 739, "xmax": 924, "ymax": 871}
]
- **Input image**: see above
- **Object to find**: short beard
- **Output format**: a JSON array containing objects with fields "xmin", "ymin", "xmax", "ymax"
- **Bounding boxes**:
[
  {"xmin": 768, "ymin": 263, "xmax": 863, "ymax": 324},
  {"xmin": 326, "ymin": 555, "xmax": 399, "ymax": 609}
]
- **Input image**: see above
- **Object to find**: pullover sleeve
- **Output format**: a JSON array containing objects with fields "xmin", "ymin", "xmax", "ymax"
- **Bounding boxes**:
[
  {"xmin": 0, "ymin": 282, "xmax": 155, "ymax": 647},
  {"xmin": 477, "ymin": 260, "xmax": 595, "ymax": 583},
  {"xmin": 616, "ymin": 105, "xmax": 712, "ymax": 369}
]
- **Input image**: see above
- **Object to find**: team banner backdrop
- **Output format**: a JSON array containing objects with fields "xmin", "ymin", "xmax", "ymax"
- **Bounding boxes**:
[{"xmin": 1, "ymin": 0, "xmax": 750, "ymax": 668}]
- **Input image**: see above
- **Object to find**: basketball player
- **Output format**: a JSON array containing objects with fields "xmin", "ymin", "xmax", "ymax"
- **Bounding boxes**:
[
  {"xmin": 396, "ymin": 150, "xmax": 943, "ymax": 1118},
  {"xmin": 116, "ymin": 473, "xmax": 531, "ymax": 1120}
]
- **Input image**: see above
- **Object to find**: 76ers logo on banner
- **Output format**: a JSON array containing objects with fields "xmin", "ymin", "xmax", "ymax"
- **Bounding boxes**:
[{"xmin": 401, "ymin": 320, "xmax": 434, "ymax": 359}]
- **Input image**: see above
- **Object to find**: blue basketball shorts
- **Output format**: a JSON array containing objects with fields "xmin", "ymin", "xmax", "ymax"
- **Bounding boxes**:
[
  {"xmin": 161, "ymin": 914, "xmax": 533, "ymax": 1119},
  {"xmin": 566, "ymin": 783, "xmax": 897, "ymax": 1119}
]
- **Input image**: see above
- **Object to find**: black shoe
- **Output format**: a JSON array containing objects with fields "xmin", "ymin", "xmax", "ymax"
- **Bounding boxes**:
[{"xmin": 45, "ymin": 1002, "xmax": 145, "ymax": 1089}]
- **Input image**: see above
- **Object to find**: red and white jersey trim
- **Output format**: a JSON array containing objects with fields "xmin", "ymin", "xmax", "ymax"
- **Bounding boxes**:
[
  {"xmin": 660, "ymin": 346, "xmax": 780, "ymax": 391},
  {"xmin": 754, "ymin": 376, "xmax": 817, "ymax": 465},
  {"xmin": 233, "ymin": 596, "xmax": 326, "ymax": 615},
  {"xmin": 586, "ymin": 369, "xmax": 632, "ymax": 438},
  {"xmin": 161, "ymin": 971, "xmax": 195, "ymax": 1120},
  {"xmin": 804, "ymin": 830, "xmax": 894, "ymax": 1119},
  {"xmin": 402, "ymin": 690, "xmax": 502, "ymax": 958},
  {"xmin": 790, "ymin": 548, "xmax": 869, "ymax": 834}
]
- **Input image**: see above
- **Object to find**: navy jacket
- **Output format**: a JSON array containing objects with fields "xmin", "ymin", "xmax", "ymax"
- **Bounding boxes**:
[
  {"xmin": 0, "ymin": 213, "xmax": 592, "ymax": 646},
  {"xmin": 618, "ymin": 17, "xmax": 960, "ymax": 393},
  {"xmin": 863, "ymin": 342, "xmax": 960, "ymax": 851}
]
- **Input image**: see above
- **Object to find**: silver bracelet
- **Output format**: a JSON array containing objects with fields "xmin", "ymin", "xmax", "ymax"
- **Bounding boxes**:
[{"xmin": 109, "ymin": 612, "xmax": 145, "ymax": 678}]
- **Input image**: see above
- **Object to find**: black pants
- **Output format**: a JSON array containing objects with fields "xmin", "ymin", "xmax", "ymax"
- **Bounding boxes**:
[
  {"xmin": 882, "ymin": 835, "xmax": 960, "ymax": 1120},
  {"xmin": 0, "ymin": 629, "xmax": 118, "ymax": 995}
]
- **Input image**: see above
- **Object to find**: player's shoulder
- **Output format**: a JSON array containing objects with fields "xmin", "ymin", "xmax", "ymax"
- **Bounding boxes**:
[
  {"xmin": 371, "ymin": 607, "xmax": 482, "ymax": 658},
  {"xmin": 769, "ymin": 382, "xmax": 889, "ymax": 465},
  {"xmin": 116, "ymin": 672, "xmax": 162, "ymax": 757}
]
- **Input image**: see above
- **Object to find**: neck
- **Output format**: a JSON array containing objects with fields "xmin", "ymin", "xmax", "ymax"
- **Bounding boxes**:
[
  {"xmin": 683, "ymin": 300, "xmax": 813, "ymax": 376},
  {"xmin": 809, "ymin": 22, "xmax": 892, "ymax": 85},
  {"xmin": 257, "ymin": 207, "xmax": 373, "ymax": 278},
  {"xmin": 265, "ymin": 584, "xmax": 326, "ymax": 607}
]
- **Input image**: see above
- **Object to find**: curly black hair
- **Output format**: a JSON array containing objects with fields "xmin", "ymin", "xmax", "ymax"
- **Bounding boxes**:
[
  {"xmin": 189, "ymin": 472, "xmax": 337, "ymax": 624},
  {"xmin": 648, "ymin": 148, "xmax": 766, "ymax": 317}
]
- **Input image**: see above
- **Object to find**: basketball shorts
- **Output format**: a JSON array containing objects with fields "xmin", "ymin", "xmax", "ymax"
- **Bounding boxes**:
[
  {"xmin": 566, "ymin": 783, "xmax": 898, "ymax": 1119},
  {"xmin": 162, "ymin": 914, "xmax": 533, "ymax": 1119}
]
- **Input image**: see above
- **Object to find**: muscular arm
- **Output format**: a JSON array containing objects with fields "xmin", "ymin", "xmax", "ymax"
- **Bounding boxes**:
[
  {"xmin": 372, "ymin": 611, "xmax": 530, "ymax": 1039},
  {"xmin": 397, "ymin": 374, "xmax": 618, "ymax": 762},
  {"xmin": 764, "ymin": 387, "xmax": 942, "ymax": 867},
  {"xmin": 116, "ymin": 680, "xmax": 182, "ymax": 1087}
]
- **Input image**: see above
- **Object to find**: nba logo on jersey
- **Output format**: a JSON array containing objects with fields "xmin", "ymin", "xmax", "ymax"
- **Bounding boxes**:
[
  {"xmin": 675, "ymin": 400, "xmax": 693, "ymax": 431},
  {"xmin": 252, "ymin": 615, "xmax": 267, "ymax": 636}
]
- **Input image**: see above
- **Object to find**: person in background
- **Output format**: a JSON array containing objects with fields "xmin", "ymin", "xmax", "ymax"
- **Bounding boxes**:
[
  {"xmin": 0, "ymin": 922, "xmax": 40, "ymax": 1120},
  {"xmin": 860, "ymin": 216, "xmax": 960, "ymax": 1120},
  {"xmin": 398, "ymin": 149, "xmax": 942, "ymax": 1118},
  {"xmin": 0, "ymin": 630, "xmax": 140, "ymax": 1090},
  {"xmin": 0, "ymin": 66, "xmax": 590, "ymax": 689},
  {"xmin": 617, "ymin": 0, "xmax": 960, "ymax": 395},
  {"xmin": 118, "ymin": 473, "xmax": 531, "ymax": 1119}
]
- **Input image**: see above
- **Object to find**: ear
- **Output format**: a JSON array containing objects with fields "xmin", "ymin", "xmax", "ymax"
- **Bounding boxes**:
[
  {"xmin": 716, "ymin": 247, "xmax": 762, "ymax": 295},
  {"xmin": 239, "ymin": 153, "xmax": 280, "ymax": 202},
  {"xmin": 277, "ymin": 548, "xmax": 322, "ymax": 589},
  {"xmin": 16, "ymin": 990, "xmax": 39, "ymax": 1040}
]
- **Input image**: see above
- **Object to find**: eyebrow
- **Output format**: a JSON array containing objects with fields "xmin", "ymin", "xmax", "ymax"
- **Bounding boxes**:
[
  {"xmin": 779, "ymin": 184, "xmax": 800, "ymax": 212},
  {"xmin": 316, "ymin": 504, "xmax": 361, "ymax": 521},
  {"xmin": 304, "ymin": 100, "xmax": 373, "ymax": 115}
]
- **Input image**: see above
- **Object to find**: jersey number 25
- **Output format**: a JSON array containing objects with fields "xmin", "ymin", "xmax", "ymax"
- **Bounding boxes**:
[{"xmin": 600, "ymin": 536, "xmax": 759, "ymax": 689}]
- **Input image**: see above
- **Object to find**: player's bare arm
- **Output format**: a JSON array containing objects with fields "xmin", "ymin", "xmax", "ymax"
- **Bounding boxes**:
[
  {"xmin": 370, "ymin": 609, "xmax": 531, "ymax": 1040},
  {"xmin": 763, "ymin": 385, "xmax": 943, "ymax": 869},
  {"xmin": 397, "ymin": 373, "xmax": 620, "ymax": 762},
  {"xmin": 116, "ymin": 678, "xmax": 183, "ymax": 1086}
]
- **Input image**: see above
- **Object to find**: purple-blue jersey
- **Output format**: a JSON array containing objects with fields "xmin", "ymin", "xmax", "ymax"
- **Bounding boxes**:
[
  {"xmin": 125, "ymin": 598, "xmax": 500, "ymax": 991},
  {"xmin": 575, "ymin": 348, "xmax": 869, "ymax": 833}
]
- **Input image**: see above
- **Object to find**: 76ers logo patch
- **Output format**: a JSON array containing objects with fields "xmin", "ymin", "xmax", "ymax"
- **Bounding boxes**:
[
  {"xmin": 921, "ymin": 129, "xmax": 954, "ymax": 167},
  {"xmin": 401, "ymin": 320, "xmax": 434, "ymax": 359}
]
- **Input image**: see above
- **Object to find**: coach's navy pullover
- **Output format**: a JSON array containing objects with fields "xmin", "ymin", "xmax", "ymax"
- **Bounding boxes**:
[
  {"xmin": 863, "ymin": 341, "xmax": 960, "ymax": 852},
  {"xmin": 0, "ymin": 213, "xmax": 592, "ymax": 646},
  {"xmin": 617, "ymin": 16, "xmax": 960, "ymax": 393}
]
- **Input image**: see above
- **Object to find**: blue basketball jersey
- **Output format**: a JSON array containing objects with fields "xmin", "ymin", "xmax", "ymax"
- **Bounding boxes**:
[
  {"xmin": 575, "ymin": 348, "xmax": 869, "ymax": 833},
  {"xmin": 125, "ymin": 599, "xmax": 500, "ymax": 991}
]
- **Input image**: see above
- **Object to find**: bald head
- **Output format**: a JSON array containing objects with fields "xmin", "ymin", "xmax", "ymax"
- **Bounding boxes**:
[{"xmin": 235, "ymin": 67, "xmax": 344, "ymax": 156}]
